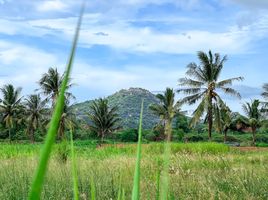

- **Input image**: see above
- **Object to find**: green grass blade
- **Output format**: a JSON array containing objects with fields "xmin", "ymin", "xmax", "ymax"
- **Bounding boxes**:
[
  {"xmin": 160, "ymin": 124, "xmax": 172, "ymax": 200},
  {"xmin": 90, "ymin": 176, "xmax": 96, "ymax": 200},
  {"xmin": 131, "ymin": 99, "xmax": 144, "ymax": 200},
  {"xmin": 70, "ymin": 130, "xmax": 79, "ymax": 200},
  {"xmin": 28, "ymin": 5, "xmax": 84, "ymax": 200},
  {"xmin": 117, "ymin": 173, "xmax": 122, "ymax": 200},
  {"xmin": 156, "ymin": 159, "xmax": 161, "ymax": 200},
  {"xmin": 122, "ymin": 188, "xmax": 125, "ymax": 200}
]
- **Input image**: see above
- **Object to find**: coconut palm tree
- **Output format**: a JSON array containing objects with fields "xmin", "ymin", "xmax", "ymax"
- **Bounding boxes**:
[
  {"xmin": 38, "ymin": 67, "xmax": 74, "ymax": 107},
  {"xmin": 24, "ymin": 94, "xmax": 47, "ymax": 142},
  {"xmin": 0, "ymin": 84, "xmax": 23, "ymax": 141},
  {"xmin": 57, "ymin": 102, "xmax": 77, "ymax": 140},
  {"xmin": 149, "ymin": 88, "xmax": 182, "ymax": 141},
  {"xmin": 242, "ymin": 99, "xmax": 262, "ymax": 146},
  {"xmin": 88, "ymin": 98, "xmax": 120, "ymax": 143},
  {"xmin": 177, "ymin": 50, "xmax": 243, "ymax": 140},
  {"xmin": 213, "ymin": 102, "xmax": 232, "ymax": 142}
]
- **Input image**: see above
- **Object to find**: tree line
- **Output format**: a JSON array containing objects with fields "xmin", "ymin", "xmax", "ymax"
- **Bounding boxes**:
[{"xmin": 1, "ymin": 50, "xmax": 268, "ymax": 145}]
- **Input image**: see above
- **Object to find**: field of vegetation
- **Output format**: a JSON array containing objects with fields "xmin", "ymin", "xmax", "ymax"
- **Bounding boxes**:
[
  {"xmin": 1, "ymin": 142, "xmax": 268, "ymax": 199},
  {"xmin": 1, "ymin": 4, "xmax": 268, "ymax": 200}
]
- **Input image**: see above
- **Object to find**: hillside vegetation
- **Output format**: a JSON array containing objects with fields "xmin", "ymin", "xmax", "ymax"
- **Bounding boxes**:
[{"xmin": 72, "ymin": 88, "xmax": 160, "ymax": 129}]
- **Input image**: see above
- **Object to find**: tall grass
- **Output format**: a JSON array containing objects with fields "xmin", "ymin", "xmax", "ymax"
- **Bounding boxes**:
[
  {"xmin": 131, "ymin": 100, "xmax": 144, "ymax": 200},
  {"xmin": 160, "ymin": 134, "xmax": 171, "ymax": 199},
  {"xmin": 28, "ymin": 4, "xmax": 84, "ymax": 200},
  {"xmin": 70, "ymin": 131, "xmax": 79, "ymax": 200}
]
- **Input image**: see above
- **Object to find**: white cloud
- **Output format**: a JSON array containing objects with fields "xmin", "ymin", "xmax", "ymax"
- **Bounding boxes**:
[
  {"xmin": 37, "ymin": 0, "xmax": 68, "ymax": 12},
  {"xmin": 0, "ymin": 41, "xmax": 64, "ymax": 95},
  {"xmin": 72, "ymin": 61, "xmax": 185, "ymax": 93},
  {"xmin": 25, "ymin": 16, "xmax": 251, "ymax": 54}
]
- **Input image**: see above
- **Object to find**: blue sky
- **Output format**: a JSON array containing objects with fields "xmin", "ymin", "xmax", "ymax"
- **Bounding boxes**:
[{"xmin": 0, "ymin": 0, "xmax": 267, "ymax": 113}]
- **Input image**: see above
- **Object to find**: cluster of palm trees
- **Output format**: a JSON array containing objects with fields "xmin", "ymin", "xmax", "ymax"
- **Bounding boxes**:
[
  {"xmin": 150, "ymin": 50, "xmax": 268, "ymax": 145},
  {"xmin": 0, "ymin": 67, "xmax": 76, "ymax": 142},
  {"xmin": 1, "ymin": 50, "xmax": 268, "ymax": 145}
]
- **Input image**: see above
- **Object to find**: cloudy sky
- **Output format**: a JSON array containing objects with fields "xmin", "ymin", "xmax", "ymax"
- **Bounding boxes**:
[{"xmin": 0, "ymin": 0, "xmax": 267, "ymax": 113}]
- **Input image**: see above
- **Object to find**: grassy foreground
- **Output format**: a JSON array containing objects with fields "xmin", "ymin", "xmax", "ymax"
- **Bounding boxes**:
[{"xmin": 0, "ymin": 142, "xmax": 268, "ymax": 199}]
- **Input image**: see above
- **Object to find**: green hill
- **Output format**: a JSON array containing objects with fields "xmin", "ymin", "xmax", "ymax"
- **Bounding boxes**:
[{"xmin": 72, "ymin": 88, "xmax": 160, "ymax": 129}]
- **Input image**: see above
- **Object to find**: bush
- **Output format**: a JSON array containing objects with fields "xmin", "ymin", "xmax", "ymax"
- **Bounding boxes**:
[
  {"xmin": 172, "ymin": 129, "xmax": 184, "ymax": 141},
  {"xmin": 74, "ymin": 129, "xmax": 96, "ymax": 140},
  {"xmin": 144, "ymin": 131, "xmax": 157, "ymax": 141},
  {"xmin": 183, "ymin": 133, "xmax": 206, "ymax": 142},
  {"xmin": 116, "ymin": 129, "xmax": 138, "ymax": 142},
  {"xmin": 256, "ymin": 134, "xmax": 268, "ymax": 143}
]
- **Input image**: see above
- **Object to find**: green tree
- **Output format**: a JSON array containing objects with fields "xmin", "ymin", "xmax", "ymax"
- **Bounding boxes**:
[
  {"xmin": 38, "ymin": 67, "xmax": 74, "ymax": 106},
  {"xmin": 213, "ymin": 102, "xmax": 232, "ymax": 142},
  {"xmin": 24, "ymin": 94, "xmax": 47, "ymax": 142},
  {"xmin": 177, "ymin": 50, "xmax": 243, "ymax": 140},
  {"xmin": 149, "ymin": 88, "xmax": 182, "ymax": 141},
  {"xmin": 88, "ymin": 98, "xmax": 120, "ymax": 143},
  {"xmin": 58, "ymin": 102, "xmax": 77, "ymax": 140},
  {"xmin": 242, "ymin": 100, "xmax": 262, "ymax": 146},
  {"xmin": 0, "ymin": 84, "xmax": 23, "ymax": 141}
]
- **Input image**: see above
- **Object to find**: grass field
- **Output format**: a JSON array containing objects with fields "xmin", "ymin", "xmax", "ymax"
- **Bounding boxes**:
[{"xmin": 0, "ymin": 142, "xmax": 268, "ymax": 199}]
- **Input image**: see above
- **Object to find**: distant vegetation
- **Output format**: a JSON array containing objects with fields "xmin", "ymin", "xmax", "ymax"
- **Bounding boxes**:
[{"xmin": 0, "ymin": 51, "xmax": 268, "ymax": 147}]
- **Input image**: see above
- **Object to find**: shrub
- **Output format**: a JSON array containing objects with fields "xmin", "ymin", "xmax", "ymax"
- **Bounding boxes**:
[
  {"xmin": 117, "ymin": 129, "xmax": 138, "ymax": 142},
  {"xmin": 183, "ymin": 133, "xmax": 206, "ymax": 142},
  {"xmin": 256, "ymin": 134, "xmax": 268, "ymax": 143}
]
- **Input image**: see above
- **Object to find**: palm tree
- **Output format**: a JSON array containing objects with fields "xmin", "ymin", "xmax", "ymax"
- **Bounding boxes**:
[
  {"xmin": 0, "ymin": 84, "xmax": 23, "ymax": 141},
  {"xmin": 38, "ymin": 67, "xmax": 74, "ymax": 106},
  {"xmin": 242, "ymin": 100, "xmax": 262, "ymax": 146},
  {"xmin": 177, "ymin": 50, "xmax": 243, "ymax": 140},
  {"xmin": 261, "ymin": 83, "xmax": 268, "ymax": 100},
  {"xmin": 213, "ymin": 102, "xmax": 232, "ymax": 142},
  {"xmin": 88, "ymin": 98, "xmax": 120, "ymax": 143},
  {"xmin": 150, "ymin": 88, "xmax": 182, "ymax": 141},
  {"xmin": 24, "ymin": 94, "xmax": 47, "ymax": 142},
  {"xmin": 57, "ymin": 102, "xmax": 77, "ymax": 140}
]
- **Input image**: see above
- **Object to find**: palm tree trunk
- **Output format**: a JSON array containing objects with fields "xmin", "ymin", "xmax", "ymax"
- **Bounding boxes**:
[
  {"xmin": 101, "ymin": 132, "xmax": 105, "ymax": 144},
  {"xmin": 208, "ymin": 97, "xmax": 213, "ymax": 141},
  {"xmin": 31, "ymin": 129, "xmax": 35, "ymax": 143},
  {"xmin": 8, "ymin": 128, "xmax": 11, "ymax": 143},
  {"xmin": 224, "ymin": 129, "xmax": 228, "ymax": 143},
  {"xmin": 165, "ymin": 119, "xmax": 172, "ymax": 142},
  {"xmin": 252, "ymin": 128, "xmax": 256, "ymax": 146}
]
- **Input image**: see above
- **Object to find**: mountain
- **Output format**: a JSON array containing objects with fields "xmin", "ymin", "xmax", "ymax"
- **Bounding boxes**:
[{"xmin": 72, "ymin": 88, "xmax": 160, "ymax": 129}]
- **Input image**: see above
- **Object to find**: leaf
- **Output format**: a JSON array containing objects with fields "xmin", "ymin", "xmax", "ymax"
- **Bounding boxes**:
[
  {"xmin": 27, "ymin": 4, "xmax": 84, "ymax": 200},
  {"xmin": 131, "ymin": 99, "xmax": 144, "ymax": 200}
]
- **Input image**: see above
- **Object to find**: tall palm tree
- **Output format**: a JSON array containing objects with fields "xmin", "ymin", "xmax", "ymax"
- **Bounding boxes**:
[
  {"xmin": 177, "ymin": 50, "xmax": 243, "ymax": 140},
  {"xmin": 213, "ymin": 102, "xmax": 232, "ymax": 142},
  {"xmin": 261, "ymin": 83, "xmax": 268, "ymax": 100},
  {"xmin": 57, "ymin": 102, "xmax": 77, "ymax": 140},
  {"xmin": 88, "ymin": 98, "xmax": 120, "ymax": 143},
  {"xmin": 150, "ymin": 88, "xmax": 182, "ymax": 141},
  {"xmin": 0, "ymin": 84, "xmax": 23, "ymax": 141},
  {"xmin": 38, "ymin": 67, "xmax": 74, "ymax": 106},
  {"xmin": 24, "ymin": 94, "xmax": 47, "ymax": 142},
  {"xmin": 242, "ymin": 100, "xmax": 262, "ymax": 146}
]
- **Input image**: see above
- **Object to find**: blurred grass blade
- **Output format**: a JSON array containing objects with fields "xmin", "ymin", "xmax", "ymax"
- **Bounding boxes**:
[
  {"xmin": 70, "ymin": 130, "xmax": 79, "ymax": 200},
  {"xmin": 90, "ymin": 176, "xmax": 96, "ymax": 200},
  {"xmin": 117, "ymin": 173, "xmax": 122, "ymax": 200},
  {"xmin": 156, "ymin": 159, "xmax": 161, "ymax": 200},
  {"xmin": 160, "ymin": 127, "xmax": 171, "ymax": 200},
  {"xmin": 131, "ymin": 99, "xmax": 144, "ymax": 200},
  {"xmin": 122, "ymin": 188, "xmax": 125, "ymax": 200},
  {"xmin": 28, "ymin": 4, "xmax": 84, "ymax": 200}
]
